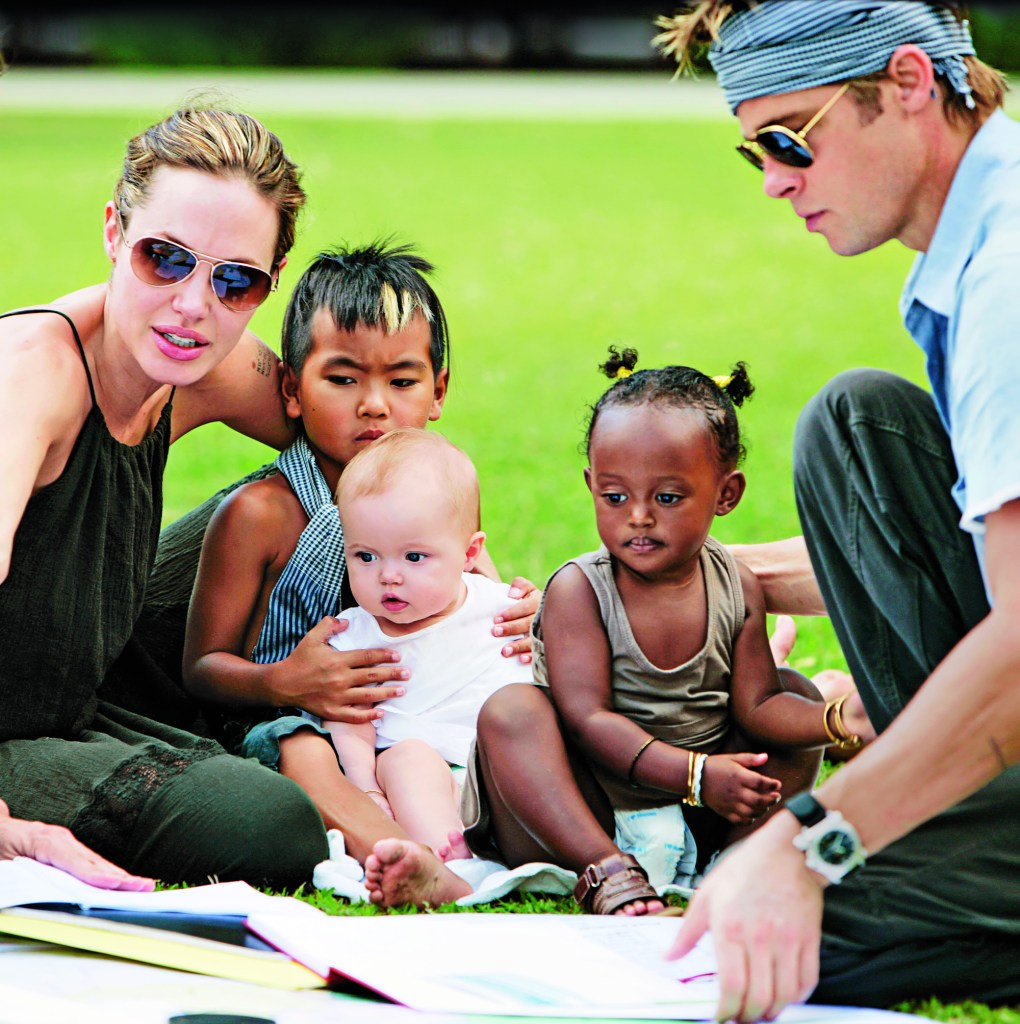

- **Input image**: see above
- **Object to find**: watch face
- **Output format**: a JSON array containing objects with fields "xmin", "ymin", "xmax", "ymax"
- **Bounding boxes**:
[{"xmin": 818, "ymin": 829, "xmax": 855, "ymax": 865}]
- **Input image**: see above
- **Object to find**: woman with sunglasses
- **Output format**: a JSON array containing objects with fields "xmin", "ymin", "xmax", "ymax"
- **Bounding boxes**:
[{"xmin": 0, "ymin": 105, "xmax": 340, "ymax": 886}]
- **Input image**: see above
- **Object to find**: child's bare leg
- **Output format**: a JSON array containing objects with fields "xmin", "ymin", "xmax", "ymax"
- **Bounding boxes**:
[
  {"xmin": 725, "ymin": 667, "xmax": 825, "ymax": 845},
  {"xmin": 474, "ymin": 684, "xmax": 664, "ymax": 915},
  {"xmin": 375, "ymin": 739, "xmax": 463, "ymax": 856},
  {"xmin": 278, "ymin": 729, "xmax": 411, "ymax": 863}
]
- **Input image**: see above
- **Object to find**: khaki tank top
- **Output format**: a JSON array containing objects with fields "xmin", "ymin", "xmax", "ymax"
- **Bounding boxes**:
[{"xmin": 531, "ymin": 535, "xmax": 745, "ymax": 809}]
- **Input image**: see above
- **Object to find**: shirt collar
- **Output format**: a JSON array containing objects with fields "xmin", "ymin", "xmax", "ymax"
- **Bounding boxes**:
[{"xmin": 901, "ymin": 109, "xmax": 1020, "ymax": 319}]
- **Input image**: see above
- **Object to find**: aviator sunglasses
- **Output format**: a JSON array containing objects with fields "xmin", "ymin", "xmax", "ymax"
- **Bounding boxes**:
[
  {"xmin": 737, "ymin": 82, "xmax": 851, "ymax": 171},
  {"xmin": 117, "ymin": 214, "xmax": 277, "ymax": 312}
]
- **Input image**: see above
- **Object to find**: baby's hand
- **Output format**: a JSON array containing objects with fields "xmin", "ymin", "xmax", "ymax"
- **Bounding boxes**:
[
  {"xmin": 493, "ymin": 576, "xmax": 541, "ymax": 664},
  {"xmin": 700, "ymin": 753, "xmax": 781, "ymax": 824}
]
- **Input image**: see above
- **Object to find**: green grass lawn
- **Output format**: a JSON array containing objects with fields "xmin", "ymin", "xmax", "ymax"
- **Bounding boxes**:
[
  {"xmin": 2, "ymin": 98, "xmax": 1011, "ymax": 1022},
  {"xmin": 0, "ymin": 104, "xmax": 925, "ymax": 673}
]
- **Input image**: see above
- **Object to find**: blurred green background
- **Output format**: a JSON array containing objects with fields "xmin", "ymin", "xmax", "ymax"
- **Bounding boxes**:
[{"xmin": 5, "ymin": 1, "xmax": 1018, "ymax": 676}]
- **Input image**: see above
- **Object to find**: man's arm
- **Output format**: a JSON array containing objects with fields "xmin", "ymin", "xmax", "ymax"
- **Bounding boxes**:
[
  {"xmin": 670, "ymin": 501, "xmax": 1020, "ymax": 1022},
  {"xmin": 728, "ymin": 536, "xmax": 827, "ymax": 616}
]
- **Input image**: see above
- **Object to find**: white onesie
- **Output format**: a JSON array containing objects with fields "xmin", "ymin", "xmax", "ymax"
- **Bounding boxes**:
[{"xmin": 328, "ymin": 573, "xmax": 534, "ymax": 767}]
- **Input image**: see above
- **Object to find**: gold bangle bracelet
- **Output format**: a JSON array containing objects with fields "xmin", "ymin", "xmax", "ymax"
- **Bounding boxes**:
[
  {"xmin": 830, "ymin": 695, "xmax": 863, "ymax": 752},
  {"xmin": 822, "ymin": 698, "xmax": 842, "ymax": 746},
  {"xmin": 683, "ymin": 752, "xmax": 706, "ymax": 807}
]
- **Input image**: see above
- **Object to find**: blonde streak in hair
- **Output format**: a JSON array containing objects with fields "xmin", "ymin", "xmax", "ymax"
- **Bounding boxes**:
[{"xmin": 379, "ymin": 282, "xmax": 400, "ymax": 335}]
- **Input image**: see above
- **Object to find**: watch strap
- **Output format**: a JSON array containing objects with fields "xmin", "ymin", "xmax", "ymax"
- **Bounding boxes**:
[{"xmin": 785, "ymin": 791, "xmax": 827, "ymax": 827}]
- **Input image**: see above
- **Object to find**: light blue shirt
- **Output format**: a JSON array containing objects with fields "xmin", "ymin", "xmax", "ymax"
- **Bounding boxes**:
[{"xmin": 899, "ymin": 109, "xmax": 1020, "ymax": 596}]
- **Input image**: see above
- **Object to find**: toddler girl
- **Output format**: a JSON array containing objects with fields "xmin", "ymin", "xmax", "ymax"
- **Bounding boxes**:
[{"xmin": 461, "ymin": 349, "xmax": 859, "ymax": 914}]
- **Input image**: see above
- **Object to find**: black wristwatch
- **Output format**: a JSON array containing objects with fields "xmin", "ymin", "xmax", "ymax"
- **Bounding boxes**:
[{"xmin": 785, "ymin": 791, "xmax": 867, "ymax": 884}]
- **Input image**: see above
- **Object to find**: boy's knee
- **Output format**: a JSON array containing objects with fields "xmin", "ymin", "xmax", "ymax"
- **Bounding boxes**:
[
  {"xmin": 129, "ymin": 754, "xmax": 328, "ymax": 887},
  {"xmin": 777, "ymin": 665, "xmax": 822, "ymax": 701}
]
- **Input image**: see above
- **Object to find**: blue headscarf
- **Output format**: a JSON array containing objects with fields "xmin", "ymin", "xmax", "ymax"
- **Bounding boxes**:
[{"xmin": 708, "ymin": 1, "xmax": 976, "ymax": 112}]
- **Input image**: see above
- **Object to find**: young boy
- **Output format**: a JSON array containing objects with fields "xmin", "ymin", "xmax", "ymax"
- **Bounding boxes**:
[
  {"xmin": 182, "ymin": 242, "xmax": 535, "ymax": 905},
  {"xmin": 326, "ymin": 428, "xmax": 533, "ymax": 861}
]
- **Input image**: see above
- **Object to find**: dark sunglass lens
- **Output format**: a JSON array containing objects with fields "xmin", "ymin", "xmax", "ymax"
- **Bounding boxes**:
[
  {"xmin": 758, "ymin": 130, "xmax": 813, "ymax": 168},
  {"xmin": 211, "ymin": 263, "xmax": 272, "ymax": 310},
  {"xmin": 138, "ymin": 239, "xmax": 196, "ymax": 285},
  {"xmin": 736, "ymin": 143, "xmax": 764, "ymax": 170}
]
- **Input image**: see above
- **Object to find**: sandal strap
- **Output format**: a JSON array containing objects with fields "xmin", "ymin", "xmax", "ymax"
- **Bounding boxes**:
[{"xmin": 573, "ymin": 853, "xmax": 658, "ymax": 915}]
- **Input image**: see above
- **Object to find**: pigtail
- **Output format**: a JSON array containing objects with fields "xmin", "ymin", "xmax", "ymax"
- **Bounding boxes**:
[
  {"xmin": 600, "ymin": 345, "xmax": 639, "ymax": 380},
  {"xmin": 718, "ymin": 361, "xmax": 754, "ymax": 407}
]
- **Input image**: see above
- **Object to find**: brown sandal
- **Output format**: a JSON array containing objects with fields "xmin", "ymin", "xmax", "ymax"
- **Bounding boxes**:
[{"xmin": 573, "ymin": 853, "xmax": 661, "ymax": 915}]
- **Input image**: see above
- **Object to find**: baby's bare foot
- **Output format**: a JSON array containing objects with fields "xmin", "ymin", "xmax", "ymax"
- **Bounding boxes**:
[
  {"xmin": 438, "ymin": 830, "xmax": 472, "ymax": 863},
  {"xmin": 365, "ymin": 838, "xmax": 472, "ymax": 908}
]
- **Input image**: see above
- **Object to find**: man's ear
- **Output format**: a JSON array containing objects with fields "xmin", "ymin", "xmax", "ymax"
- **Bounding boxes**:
[
  {"xmin": 885, "ymin": 44, "xmax": 936, "ymax": 112},
  {"xmin": 464, "ymin": 530, "xmax": 487, "ymax": 571},
  {"xmin": 429, "ymin": 368, "xmax": 449, "ymax": 422},
  {"xmin": 716, "ymin": 470, "xmax": 746, "ymax": 517},
  {"xmin": 281, "ymin": 364, "xmax": 302, "ymax": 421}
]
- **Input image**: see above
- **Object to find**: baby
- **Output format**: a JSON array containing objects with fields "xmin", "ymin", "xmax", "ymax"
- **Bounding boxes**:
[{"xmin": 326, "ymin": 427, "xmax": 534, "ymax": 860}]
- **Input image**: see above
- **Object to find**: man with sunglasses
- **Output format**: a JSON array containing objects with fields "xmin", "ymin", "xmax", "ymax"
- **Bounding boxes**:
[{"xmin": 654, "ymin": 1, "xmax": 1020, "ymax": 1020}]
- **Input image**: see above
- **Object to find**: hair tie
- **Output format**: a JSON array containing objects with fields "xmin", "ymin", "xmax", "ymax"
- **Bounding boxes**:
[
  {"xmin": 615, "ymin": 367, "xmax": 632, "ymax": 380},
  {"xmin": 712, "ymin": 374, "xmax": 733, "ymax": 389}
]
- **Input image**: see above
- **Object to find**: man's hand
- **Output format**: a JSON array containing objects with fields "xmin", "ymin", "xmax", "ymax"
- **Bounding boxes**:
[
  {"xmin": 0, "ymin": 799, "xmax": 156, "ymax": 891},
  {"xmin": 275, "ymin": 617, "xmax": 409, "ymax": 722},
  {"xmin": 668, "ymin": 814, "xmax": 824, "ymax": 1022},
  {"xmin": 492, "ymin": 576, "xmax": 541, "ymax": 663}
]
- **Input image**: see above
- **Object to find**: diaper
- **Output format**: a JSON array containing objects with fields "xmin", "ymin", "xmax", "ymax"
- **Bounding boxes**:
[{"xmin": 613, "ymin": 803, "xmax": 698, "ymax": 891}]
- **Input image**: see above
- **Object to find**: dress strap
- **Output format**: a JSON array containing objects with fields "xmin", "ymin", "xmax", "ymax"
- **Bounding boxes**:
[{"xmin": 0, "ymin": 308, "xmax": 97, "ymax": 406}]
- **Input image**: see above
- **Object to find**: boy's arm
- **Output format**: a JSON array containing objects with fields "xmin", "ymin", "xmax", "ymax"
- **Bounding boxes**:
[
  {"xmin": 728, "ymin": 563, "xmax": 830, "ymax": 748},
  {"xmin": 542, "ymin": 566, "xmax": 780, "ymax": 821},
  {"xmin": 182, "ymin": 482, "xmax": 408, "ymax": 722}
]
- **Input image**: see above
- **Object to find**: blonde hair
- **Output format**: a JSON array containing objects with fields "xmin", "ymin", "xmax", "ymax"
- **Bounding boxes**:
[
  {"xmin": 336, "ymin": 428, "xmax": 480, "ymax": 534},
  {"xmin": 654, "ymin": 1, "xmax": 1005, "ymax": 128},
  {"xmin": 113, "ymin": 105, "xmax": 305, "ymax": 269}
]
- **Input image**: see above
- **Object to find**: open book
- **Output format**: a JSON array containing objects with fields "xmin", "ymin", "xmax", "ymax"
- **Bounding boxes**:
[
  {"xmin": 247, "ymin": 908, "xmax": 722, "ymax": 1018},
  {"xmin": 0, "ymin": 857, "xmax": 324, "ymax": 989}
]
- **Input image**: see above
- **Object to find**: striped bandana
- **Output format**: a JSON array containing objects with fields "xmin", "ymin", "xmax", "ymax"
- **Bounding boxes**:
[{"xmin": 709, "ymin": 1, "xmax": 976, "ymax": 112}]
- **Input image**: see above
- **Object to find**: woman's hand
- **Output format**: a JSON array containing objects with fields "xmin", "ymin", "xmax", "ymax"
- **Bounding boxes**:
[
  {"xmin": 0, "ymin": 799, "xmax": 156, "ymax": 891},
  {"xmin": 701, "ymin": 753, "xmax": 782, "ymax": 824},
  {"xmin": 273, "ymin": 617, "xmax": 408, "ymax": 722},
  {"xmin": 492, "ymin": 577, "xmax": 541, "ymax": 664}
]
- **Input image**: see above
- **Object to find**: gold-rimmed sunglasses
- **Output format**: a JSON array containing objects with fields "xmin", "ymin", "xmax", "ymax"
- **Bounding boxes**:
[
  {"xmin": 117, "ymin": 214, "xmax": 278, "ymax": 312},
  {"xmin": 737, "ymin": 82, "xmax": 851, "ymax": 171}
]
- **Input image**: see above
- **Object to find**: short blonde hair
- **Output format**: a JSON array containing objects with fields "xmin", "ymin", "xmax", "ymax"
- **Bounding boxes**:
[
  {"xmin": 114, "ymin": 105, "xmax": 305, "ymax": 269},
  {"xmin": 336, "ymin": 428, "xmax": 480, "ymax": 534}
]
